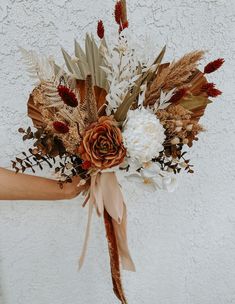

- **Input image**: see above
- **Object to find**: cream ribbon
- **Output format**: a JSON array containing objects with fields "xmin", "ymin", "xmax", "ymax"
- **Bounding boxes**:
[{"xmin": 79, "ymin": 172, "xmax": 135, "ymax": 272}]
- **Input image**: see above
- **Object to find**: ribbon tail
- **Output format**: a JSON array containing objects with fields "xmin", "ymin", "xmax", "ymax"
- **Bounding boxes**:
[
  {"xmin": 78, "ymin": 199, "xmax": 93, "ymax": 270},
  {"xmin": 104, "ymin": 208, "xmax": 128, "ymax": 304},
  {"xmin": 112, "ymin": 204, "xmax": 136, "ymax": 272}
]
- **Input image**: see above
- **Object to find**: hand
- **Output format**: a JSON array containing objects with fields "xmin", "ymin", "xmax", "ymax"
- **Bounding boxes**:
[{"xmin": 64, "ymin": 176, "xmax": 89, "ymax": 199}]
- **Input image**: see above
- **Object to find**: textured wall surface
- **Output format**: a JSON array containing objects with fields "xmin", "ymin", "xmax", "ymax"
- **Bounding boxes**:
[{"xmin": 0, "ymin": 0, "xmax": 235, "ymax": 303}]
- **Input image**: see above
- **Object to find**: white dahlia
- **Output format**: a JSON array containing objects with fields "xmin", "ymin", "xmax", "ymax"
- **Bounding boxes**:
[{"xmin": 122, "ymin": 108, "xmax": 166, "ymax": 163}]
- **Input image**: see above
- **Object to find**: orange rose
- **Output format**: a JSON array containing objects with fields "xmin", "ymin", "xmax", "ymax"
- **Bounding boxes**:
[{"xmin": 78, "ymin": 116, "xmax": 126, "ymax": 169}]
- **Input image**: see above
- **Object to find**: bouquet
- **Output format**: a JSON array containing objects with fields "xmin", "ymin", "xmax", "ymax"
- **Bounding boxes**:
[{"xmin": 12, "ymin": 0, "xmax": 224, "ymax": 302}]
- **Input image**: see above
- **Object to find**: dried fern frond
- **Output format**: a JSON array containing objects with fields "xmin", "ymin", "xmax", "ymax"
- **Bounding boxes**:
[
  {"xmin": 41, "ymin": 81, "xmax": 62, "ymax": 106},
  {"xmin": 145, "ymin": 50, "xmax": 205, "ymax": 106},
  {"xmin": 19, "ymin": 47, "xmax": 54, "ymax": 82}
]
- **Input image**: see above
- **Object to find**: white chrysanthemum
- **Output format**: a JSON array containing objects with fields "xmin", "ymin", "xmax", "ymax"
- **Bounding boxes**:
[{"xmin": 122, "ymin": 108, "xmax": 166, "ymax": 163}]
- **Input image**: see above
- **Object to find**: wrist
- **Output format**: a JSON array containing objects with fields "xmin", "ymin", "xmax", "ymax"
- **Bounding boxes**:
[{"xmin": 64, "ymin": 183, "xmax": 77, "ymax": 199}]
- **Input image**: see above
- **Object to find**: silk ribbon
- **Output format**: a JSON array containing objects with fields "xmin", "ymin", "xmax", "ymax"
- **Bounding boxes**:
[{"xmin": 79, "ymin": 171, "xmax": 135, "ymax": 272}]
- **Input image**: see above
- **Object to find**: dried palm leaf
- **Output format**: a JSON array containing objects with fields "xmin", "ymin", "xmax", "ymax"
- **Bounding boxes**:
[
  {"xmin": 179, "ymin": 95, "xmax": 212, "ymax": 121},
  {"xmin": 94, "ymin": 86, "xmax": 107, "ymax": 111},
  {"xmin": 186, "ymin": 69, "xmax": 207, "ymax": 96},
  {"xmin": 27, "ymin": 87, "xmax": 46, "ymax": 128},
  {"xmin": 172, "ymin": 69, "xmax": 210, "ymax": 121},
  {"xmin": 145, "ymin": 50, "xmax": 205, "ymax": 106},
  {"xmin": 61, "ymin": 35, "xmax": 109, "ymax": 92}
]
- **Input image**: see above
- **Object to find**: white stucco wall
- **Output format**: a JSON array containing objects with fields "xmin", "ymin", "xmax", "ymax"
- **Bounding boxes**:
[{"xmin": 0, "ymin": 0, "xmax": 235, "ymax": 303}]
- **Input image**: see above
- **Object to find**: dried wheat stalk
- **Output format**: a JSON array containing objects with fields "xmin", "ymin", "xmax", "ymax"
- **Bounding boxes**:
[{"xmin": 145, "ymin": 50, "xmax": 205, "ymax": 106}]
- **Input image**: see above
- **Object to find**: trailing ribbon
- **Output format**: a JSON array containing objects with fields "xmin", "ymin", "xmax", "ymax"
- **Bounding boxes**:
[{"xmin": 79, "ymin": 172, "xmax": 135, "ymax": 303}]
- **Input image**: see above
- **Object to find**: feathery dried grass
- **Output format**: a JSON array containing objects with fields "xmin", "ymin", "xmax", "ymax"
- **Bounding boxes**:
[
  {"xmin": 145, "ymin": 50, "xmax": 205, "ymax": 106},
  {"xmin": 79, "ymin": 75, "xmax": 98, "ymax": 127}
]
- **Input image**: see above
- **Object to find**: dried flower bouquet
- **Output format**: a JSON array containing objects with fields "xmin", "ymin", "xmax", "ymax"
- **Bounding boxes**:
[{"xmin": 12, "ymin": 1, "xmax": 224, "ymax": 303}]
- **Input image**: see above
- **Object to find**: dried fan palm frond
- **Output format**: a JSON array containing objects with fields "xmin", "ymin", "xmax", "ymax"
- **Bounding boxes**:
[
  {"xmin": 179, "ymin": 94, "xmax": 212, "ymax": 122},
  {"xmin": 60, "ymin": 35, "xmax": 109, "ymax": 92},
  {"xmin": 186, "ymin": 69, "xmax": 207, "ymax": 96},
  {"xmin": 79, "ymin": 75, "xmax": 98, "ymax": 127},
  {"xmin": 76, "ymin": 80, "xmax": 107, "ymax": 112},
  {"xmin": 94, "ymin": 86, "xmax": 107, "ymax": 113},
  {"xmin": 175, "ymin": 70, "xmax": 210, "ymax": 121},
  {"xmin": 27, "ymin": 86, "xmax": 48, "ymax": 128},
  {"xmin": 145, "ymin": 50, "xmax": 205, "ymax": 106}
]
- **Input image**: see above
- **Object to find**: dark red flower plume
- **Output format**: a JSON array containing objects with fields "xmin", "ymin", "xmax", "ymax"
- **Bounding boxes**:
[
  {"xmin": 81, "ymin": 160, "xmax": 91, "ymax": 170},
  {"xmin": 169, "ymin": 88, "xmax": 188, "ymax": 104},
  {"xmin": 119, "ymin": 20, "xmax": 129, "ymax": 33},
  {"xmin": 201, "ymin": 83, "xmax": 222, "ymax": 97},
  {"xmin": 115, "ymin": 1, "xmax": 123, "ymax": 25},
  {"xmin": 57, "ymin": 85, "xmax": 78, "ymax": 107},
  {"xmin": 97, "ymin": 20, "xmax": 105, "ymax": 39},
  {"xmin": 53, "ymin": 121, "xmax": 69, "ymax": 134},
  {"xmin": 204, "ymin": 58, "xmax": 224, "ymax": 74}
]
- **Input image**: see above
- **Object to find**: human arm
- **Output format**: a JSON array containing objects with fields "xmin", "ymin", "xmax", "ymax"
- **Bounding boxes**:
[{"xmin": 0, "ymin": 168, "xmax": 82, "ymax": 200}]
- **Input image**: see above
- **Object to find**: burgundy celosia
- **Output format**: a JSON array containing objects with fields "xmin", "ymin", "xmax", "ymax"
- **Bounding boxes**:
[
  {"xmin": 53, "ymin": 121, "xmax": 69, "ymax": 134},
  {"xmin": 115, "ymin": 1, "xmax": 123, "ymax": 25},
  {"xmin": 204, "ymin": 58, "xmax": 224, "ymax": 74},
  {"xmin": 201, "ymin": 83, "xmax": 222, "ymax": 97},
  {"xmin": 97, "ymin": 20, "xmax": 105, "ymax": 39},
  {"xmin": 169, "ymin": 88, "xmax": 188, "ymax": 104},
  {"xmin": 57, "ymin": 85, "xmax": 78, "ymax": 107}
]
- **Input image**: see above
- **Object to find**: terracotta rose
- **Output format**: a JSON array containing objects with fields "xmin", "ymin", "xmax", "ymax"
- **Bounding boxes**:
[{"xmin": 78, "ymin": 116, "xmax": 126, "ymax": 169}]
